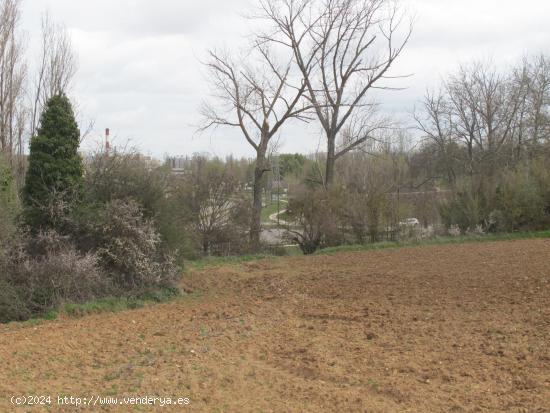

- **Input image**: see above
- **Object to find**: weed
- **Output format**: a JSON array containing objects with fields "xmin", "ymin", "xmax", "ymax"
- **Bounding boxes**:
[{"xmin": 368, "ymin": 378, "xmax": 379, "ymax": 390}]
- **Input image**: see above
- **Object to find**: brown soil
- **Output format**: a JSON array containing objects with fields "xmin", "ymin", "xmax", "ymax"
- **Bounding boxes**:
[{"xmin": 1, "ymin": 239, "xmax": 549, "ymax": 412}]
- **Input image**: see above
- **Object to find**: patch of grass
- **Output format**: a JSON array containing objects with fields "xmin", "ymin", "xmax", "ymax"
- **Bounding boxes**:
[
  {"xmin": 43, "ymin": 310, "xmax": 58, "ymax": 321},
  {"xmin": 105, "ymin": 385, "xmax": 119, "ymax": 396},
  {"xmin": 188, "ymin": 230, "xmax": 550, "ymax": 269},
  {"xmin": 19, "ymin": 318, "xmax": 45, "ymax": 327},
  {"xmin": 188, "ymin": 245, "xmax": 301, "ymax": 270},
  {"xmin": 316, "ymin": 230, "xmax": 550, "ymax": 255},
  {"xmin": 368, "ymin": 378, "xmax": 379, "ymax": 390},
  {"xmin": 2, "ymin": 275, "xmax": 185, "ymax": 326},
  {"xmin": 62, "ymin": 288, "xmax": 181, "ymax": 318},
  {"xmin": 188, "ymin": 253, "xmax": 279, "ymax": 270},
  {"xmin": 261, "ymin": 202, "xmax": 281, "ymax": 222},
  {"xmin": 261, "ymin": 196, "xmax": 288, "ymax": 223},
  {"xmin": 63, "ymin": 297, "xmax": 140, "ymax": 317},
  {"xmin": 138, "ymin": 287, "xmax": 181, "ymax": 303}
]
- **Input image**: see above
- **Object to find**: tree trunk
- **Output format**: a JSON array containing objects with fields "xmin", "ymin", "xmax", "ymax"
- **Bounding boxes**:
[
  {"xmin": 250, "ymin": 145, "xmax": 268, "ymax": 251},
  {"xmin": 325, "ymin": 133, "xmax": 336, "ymax": 186},
  {"xmin": 467, "ymin": 140, "xmax": 474, "ymax": 178}
]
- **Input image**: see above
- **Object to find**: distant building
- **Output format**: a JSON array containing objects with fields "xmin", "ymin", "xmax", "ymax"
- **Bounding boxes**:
[
  {"xmin": 132, "ymin": 153, "xmax": 161, "ymax": 170},
  {"xmin": 165, "ymin": 156, "xmax": 190, "ymax": 175},
  {"xmin": 167, "ymin": 156, "xmax": 186, "ymax": 169}
]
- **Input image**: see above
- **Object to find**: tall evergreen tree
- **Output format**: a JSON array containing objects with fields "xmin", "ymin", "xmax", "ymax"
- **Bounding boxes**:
[{"xmin": 23, "ymin": 94, "xmax": 83, "ymax": 231}]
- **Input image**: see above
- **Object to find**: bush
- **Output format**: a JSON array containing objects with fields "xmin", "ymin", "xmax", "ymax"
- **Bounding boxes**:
[
  {"xmin": 84, "ymin": 152, "xmax": 167, "ymax": 218},
  {"xmin": 439, "ymin": 188, "xmax": 485, "ymax": 234},
  {"xmin": 0, "ymin": 279, "xmax": 30, "ymax": 323},
  {"xmin": 492, "ymin": 174, "xmax": 545, "ymax": 232},
  {"xmin": 285, "ymin": 186, "xmax": 343, "ymax": 254},
  {"xmin": 440, "ymin": 163, "xmax": 550, "ymax": 234},
  {"xmin": 0, "ymin": 209, "xmax": 181, "ymax": 323},
  {"xmin": 335, "ymin": 152, "xmax": 397, "ymax": 244},
  {"xmin": 491, "ymin": 162, "xmax": 550, "ymax": 232},
  {"xmin": 83, "ymin": 151, "xmax": 195, "ymax": 262},
  {"xmin": 3, "ymin": 231, "xmax": 108, "ymax": 315},
  {"xmin": 93, "ymin": 199, "xmax": 179, "ymax": 290}
]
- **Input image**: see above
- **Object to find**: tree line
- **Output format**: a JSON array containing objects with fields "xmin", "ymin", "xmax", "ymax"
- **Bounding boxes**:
[
  {"xmin": 0, "ymin": 0, "xmax": 549, "ymax": 323},
  {"xmin": 0, "ymin": 0, "xmax": 76, "ymax": 185},
  {"xmin": 199, "ymin": 0, "xmax": 548, "ymax": 252}
]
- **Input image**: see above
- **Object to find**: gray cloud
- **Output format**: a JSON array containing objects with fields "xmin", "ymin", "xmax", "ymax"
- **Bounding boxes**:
[{"xmin": 20, "ymin": 0, "xmax": 550, "ymax": 158}]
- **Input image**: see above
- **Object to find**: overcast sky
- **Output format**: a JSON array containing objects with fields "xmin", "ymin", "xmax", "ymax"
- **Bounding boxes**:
[{"xmin": 20, "ymin": 0, "xmax": 550, "ymax": 159}]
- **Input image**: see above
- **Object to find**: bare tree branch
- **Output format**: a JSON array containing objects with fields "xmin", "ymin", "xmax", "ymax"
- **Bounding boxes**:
[{"xmin": 258, "ymin": 0, "xmax": 413, "ymax": 185}]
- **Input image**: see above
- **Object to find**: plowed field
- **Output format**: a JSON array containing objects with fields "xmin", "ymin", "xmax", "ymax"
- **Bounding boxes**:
[{"xmin": 1, "ymin": 239, "xmax": 549, "ymax": 412}]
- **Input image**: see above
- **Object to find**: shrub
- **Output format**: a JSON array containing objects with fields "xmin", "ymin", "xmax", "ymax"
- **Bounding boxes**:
[
  {"xmin": 335, "ymin": 152, "xmax": 397, "ymax": 244},
  {"xmin": 440, "ymin": 162, "xmax": 550, "ymax": 234},
  {"xmin": 285, "ymin": 186, "xmax": 343, "ymax": 254},
  {"xmin": 3, "ymin": 231, "xmax": 108, "ymax": 315},
  {"xmin": 492, "ymin": 173, "xmax": 545, "ymax": 232},
  {"xmin": 0, "ymin": 209, "xmax": 181, "ymax": 323},
  {"xmin": 93, "ymin": 199, "xmax": 179, "ymax": 290},
  {"xmin": 83, "ymin": 151, "xmax": 195, "ymax": 262},
  {"xmin": 84, "ymin": 151, "xmax": 167, "ymax": 218},
  {"xmin": 491, "ymin": 161, "xmax": 550, "ymax": 231},
  {"xmin": 0, "ymin": 279, "xmax": 30, "ymax": 323},
  {"xmin": 1, "ymin": 149, "xmax": 184, "ymax": 323},
  {"xmin": 439, "ymin": 181, "xmax": 486, "ymax": 234}
]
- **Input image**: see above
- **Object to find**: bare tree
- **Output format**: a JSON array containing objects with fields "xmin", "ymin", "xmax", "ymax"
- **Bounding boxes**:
[
  {"xmin": 517, "ymin": 54, "xmax": 550, "ymax": 152},
  {"xmin": 414, "ymin": 90, "xmax": 457, "ymax": 184},
  {"xmin": 200, "ymin": 44, "xmax": 308, "ymax": 248},
  {"xmin": 447, "ymin": 61, "xmax": 525, "ymax": 177},
  {"xmin": 29, "ymin": 13, "xmax": 77, "ymax": 140},
  {"xmin": 259, "ymin": 0, "xmax": 412, "ymax": 185},
  {"xmin": 416, "ymin": 60, "xmax": 537, "ymax": 182},
  {"xmin": 0, "ymin": 0, "xmax": 26, "ymax": 183}
]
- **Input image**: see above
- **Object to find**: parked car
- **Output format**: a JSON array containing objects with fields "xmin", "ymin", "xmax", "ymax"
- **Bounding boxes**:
[{"xmin": 400, "ymin": 218, "xmax": 420, "ymax": 227}]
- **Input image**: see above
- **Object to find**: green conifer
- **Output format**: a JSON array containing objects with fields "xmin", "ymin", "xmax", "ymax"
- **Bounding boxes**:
[{"xmin": 23, "ymin": 94, "xmax": 83, "ymax": 230}]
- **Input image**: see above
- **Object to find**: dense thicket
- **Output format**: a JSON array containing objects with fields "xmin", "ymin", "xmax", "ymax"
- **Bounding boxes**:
[
  {"xmin": 414, "ymin": 56, "xmax": 550, "ymax": 234},
  {"xmin": 281, "ymin": 57, "xmax": 549, "ymax": 251},
  {"xmin": 1, "ymin": 104, "xmax": 180, "ymax": 323}
]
